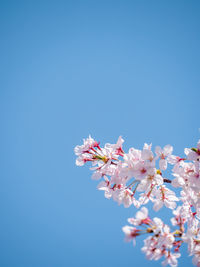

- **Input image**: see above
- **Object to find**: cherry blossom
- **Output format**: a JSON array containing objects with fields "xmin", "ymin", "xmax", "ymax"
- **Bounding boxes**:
[
  {"xmin": 122, "ymin": 226, "xmax": 140, "ymax": 246},
  {"xmin": 155, "ymin": 145, "xmax": 173, "ymax": 171},
  {"xmin": 162, "ymin": 252, "xmax": 181, "ymax": 267},
  {"xmin": 127, "ymin": 207, "xmax": 150, "ymax": 226},
  {"xmin": 74, "ymin": 136, "xmax": 200, "ymax": 266},
  {"xmin": 153, "ymin": 185, "xmax": 179, "ymax": 211}
]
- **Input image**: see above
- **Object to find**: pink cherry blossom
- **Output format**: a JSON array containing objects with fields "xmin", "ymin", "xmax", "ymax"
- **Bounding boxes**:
[
  {"xmin": 122, "ymin": 225, "xmax": 140, "ymax": 246},
  {"xmin": 128, "ymin": 207, "xmax": 151, "ymax": 226},
  {"xmin": 155, "ymin": 145, "xmax": 173, "ymax": 171},
  {"xmin": 153, "ymin": 185, "xmax": 179, "ymax": 211},
  {"xmin": 162, "ymin": 252, "xmax": 181, "ymax": 267},
  {"xmin": 75, "ymin": 136, "xmax": 200, "ymax": 267}
]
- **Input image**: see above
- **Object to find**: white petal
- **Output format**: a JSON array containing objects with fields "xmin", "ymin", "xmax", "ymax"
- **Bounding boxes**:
[
  {"xmin": 155, "ymin": 146, "xmax": 162, "ymax": 156},
  {"xmin": 159, "ymin": 159, "xmax": 167, "ymax": 170},
  {"xmin": 92, "ymin": 171, "xmax": 102, "ymax": 180},
  {"xmin": 163, "ymin": 145, "xmax": 173, "ymax": 156}
]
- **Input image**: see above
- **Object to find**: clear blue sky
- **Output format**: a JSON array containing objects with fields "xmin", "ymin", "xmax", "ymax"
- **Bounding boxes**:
[{"xmin": 0, "ymin": 1, "xmax": 199, "ymax": 266}]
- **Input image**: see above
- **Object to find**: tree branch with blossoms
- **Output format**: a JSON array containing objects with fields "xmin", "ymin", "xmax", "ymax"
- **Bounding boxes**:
[{"xmin": 74, "ymin": 136, "xmax": 200, "ymax": 267}]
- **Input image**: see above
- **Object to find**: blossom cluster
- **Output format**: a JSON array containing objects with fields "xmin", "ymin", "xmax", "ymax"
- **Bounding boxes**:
[{"xmin": 74, "ymin": 136, "xmax": 200, "ymax": 266}]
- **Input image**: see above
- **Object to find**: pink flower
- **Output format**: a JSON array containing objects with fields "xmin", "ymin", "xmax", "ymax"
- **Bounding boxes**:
[
  {"xmin": 153, "ymin": 186, "xmax": 179, "ymax": 211},
  {"xmin": 155, "ymin": 145, "xmax": 173, "ymax": 171},
  {"xmin": 162, "ymin": 252, "xmax": 181, "ymax": 267},
  {"xmin": 122, "ymin": 226, "xmax": 140, "ymax": 246},
  {"xmin": 128, "ymin": 207, "xmax": 151, "ymax": 226},
  {"xmin": 75, "ymin": 136, "xmax": 200, "ymax": 267},
  {"xmin": 185, "ymin": 140, "xmax": 200, "ymax": 162}
]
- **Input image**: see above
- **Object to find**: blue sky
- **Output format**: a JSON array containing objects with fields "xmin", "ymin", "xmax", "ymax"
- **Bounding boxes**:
[{"xmin": 0, "ymin": 1, "xmax": 199, "ymax": 266}]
